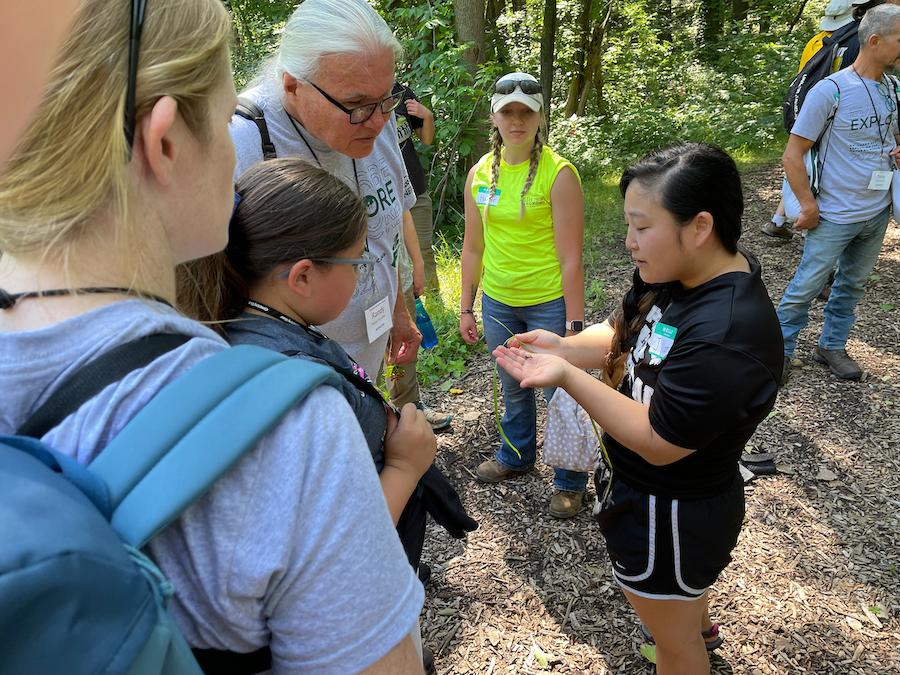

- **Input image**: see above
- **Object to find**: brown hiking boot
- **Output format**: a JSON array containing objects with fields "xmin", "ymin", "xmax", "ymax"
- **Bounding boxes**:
[
  {"xmin": 475, "ymin": 459, "xmax": 530, "ymax": 483},
  {"xmin": 549, "ymin": 490, "xmax": 585, "ymax": 519},
  {"xmin": 813, "ymin": 347, "xmax": 862, "ymax": 380},
  {"xmin": 761, "ymin": 221, "xmax": 792, "ymax": 241}
]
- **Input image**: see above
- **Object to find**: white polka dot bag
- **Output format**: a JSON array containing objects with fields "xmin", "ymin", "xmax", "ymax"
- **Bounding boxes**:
[{"xmin": 543, "ymin": 387, "xmax": 601, "ymax": 473}]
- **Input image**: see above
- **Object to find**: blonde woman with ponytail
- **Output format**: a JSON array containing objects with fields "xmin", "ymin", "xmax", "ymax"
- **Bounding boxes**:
[
  {"xmin": 459, "ymin": 72, "xmax": 587, "ymax": 519},
  {"xmin": 0, "ymin": 1, "xmax": 423, "ymax": 672}
]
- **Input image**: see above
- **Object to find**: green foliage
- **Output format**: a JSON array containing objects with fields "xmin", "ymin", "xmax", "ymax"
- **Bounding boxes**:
[
  {"xmin": 226, "ymin": 0, "xmax": 294, "ymax": 89},
  {"xmin": 374, "ymin": 0, "xmax": 501, "ymax": 237}
]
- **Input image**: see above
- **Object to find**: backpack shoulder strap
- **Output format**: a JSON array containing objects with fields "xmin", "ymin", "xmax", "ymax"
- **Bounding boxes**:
[
  {"xmin": 90, "ymin": 345, "xmax": 340, "ymax": 548},
  {"xmin": 235, "ymin": 97, "xmax": 277, "ymax": 160},
  {"xmin": 17, "ymin": 333, "xmax": 192, "ymax": 439}
]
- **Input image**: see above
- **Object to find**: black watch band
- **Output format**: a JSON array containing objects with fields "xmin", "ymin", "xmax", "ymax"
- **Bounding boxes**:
[{"xmin": 565, "ymin": 320, "xmax": 584, "ymax": 332}]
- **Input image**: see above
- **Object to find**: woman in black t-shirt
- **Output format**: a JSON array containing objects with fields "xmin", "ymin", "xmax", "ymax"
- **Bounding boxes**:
[{"xmin": 494, "ymin": 143, "xmax": 783, "ymax": 673}]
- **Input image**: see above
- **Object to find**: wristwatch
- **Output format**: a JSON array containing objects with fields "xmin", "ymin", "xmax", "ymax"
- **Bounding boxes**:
[{"xmin": 565, "ymin": 320, "xmax": 584, "ymax": 332}]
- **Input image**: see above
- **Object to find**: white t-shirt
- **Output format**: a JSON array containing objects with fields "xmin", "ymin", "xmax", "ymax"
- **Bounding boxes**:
[
  {"xmin": 0, "ymin": 300, "xmax": 423, "ymax": 674},
  {"xmin": 231, "ymin": 85, "xmax": 416, "ymax": 377},
  {"xmin": 792, "ymin": 68, "xmax": 897, "ymax": 224}
]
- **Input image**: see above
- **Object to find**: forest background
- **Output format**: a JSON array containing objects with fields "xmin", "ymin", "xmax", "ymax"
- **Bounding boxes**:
[{"xmin": 225, "ymin": 0, "xmax": 817, "ymax": 382}]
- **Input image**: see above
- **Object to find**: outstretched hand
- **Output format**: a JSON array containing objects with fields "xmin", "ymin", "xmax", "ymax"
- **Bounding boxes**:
[
  {"xmin": 507, "ymin": 328, "xmax": 564, "ymax": 357},
  {"xmin": 493, "ymin": 344, "xmax": 572, "ymax": 389}
]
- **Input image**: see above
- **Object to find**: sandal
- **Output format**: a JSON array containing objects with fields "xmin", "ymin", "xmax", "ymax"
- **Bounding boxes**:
[{"xmin": 640, "ymin": 623, "xmax": 724, "ymax": 651}]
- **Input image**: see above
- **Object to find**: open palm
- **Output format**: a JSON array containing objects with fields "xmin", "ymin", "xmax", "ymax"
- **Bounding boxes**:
[{"xmin": 493, "ymin": 345, "xmax": 571, "ymax": 389}]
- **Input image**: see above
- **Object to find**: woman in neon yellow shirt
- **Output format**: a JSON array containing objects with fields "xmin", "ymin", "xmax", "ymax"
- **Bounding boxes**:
[{"xmin": 459, "ymin": 72, "xmax": 587, "ymax": 518}]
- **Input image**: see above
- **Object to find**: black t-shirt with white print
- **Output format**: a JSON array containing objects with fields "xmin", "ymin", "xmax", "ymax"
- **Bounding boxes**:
[{"xmin": 602, "ymin": 251, "xmax": 783, "ymax": 500}]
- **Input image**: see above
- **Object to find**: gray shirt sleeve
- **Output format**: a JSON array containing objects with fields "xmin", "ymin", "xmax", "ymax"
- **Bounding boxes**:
[
  {"xmin": 231, "ymin": 114, "xmax": 266, "ymax": 181},
  {"xmin": 790, "ymin": 79, "xmax": 837, "ymax": 142},
  {"xmin": 152, "ymin": 386, "xmax": 423, "ymax": 674}
]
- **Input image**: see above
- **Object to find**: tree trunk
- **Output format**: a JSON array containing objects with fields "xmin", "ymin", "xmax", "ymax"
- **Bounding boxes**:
[
  {"xmin": 564, "ymin": 0, "xmax": 594, "ymax": 117},
  {"xmin": 540, "ymin": 0, "xmax": 558, "ymax": 131},
  {"xmin": 453, "ymin": 0, "xmax": 486, "ymax": 75},
  {"xmin": 700, "ymin": 0, "xmax": 724, "ymax": 48},
  {"xmin": 485, "ymin": 0, "xmax": 510, "ymax": 65},
  {"xmin": 576, "ymin": 0, "xmax": 613, "ymax": 116},
  {"xmin": 731, "ymin": 0, "xmax": 748, "ymax": 26},
  {"xmin": 510, "ymin": 0, "xmax": 525, "ymax": 11},
  {"xmin": 657, "ymin": 0, "xmax": 673, "ymax": 42}
]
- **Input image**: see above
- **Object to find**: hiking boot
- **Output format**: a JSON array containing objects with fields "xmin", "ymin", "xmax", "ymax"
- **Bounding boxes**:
[
  {"xmin": 780, "ymin": 355, "xmax": 792, "ymax": 387},
  {"xmin": 813, "ymin": 347, "xmax": 862, "ymax": 380},
  {"xmin": 549, "ymin": 490, "xmax": 585, "ymax": 519},
  {"xmin": 761, "ymin": 221, "xmax": 793, "ymax": 241},
  {"xmin": 475, "ymin": 458, "xmax": 530, "ymax": 483},
  {"xmin": 415, "ymin": 401, "xmax": 452, "ymax": 432}
]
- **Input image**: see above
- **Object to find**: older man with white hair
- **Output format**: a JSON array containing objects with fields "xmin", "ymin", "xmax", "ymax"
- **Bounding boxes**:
[
  {"xmin": 230, "ymin": 0, "xmax": 421, "ymax": 385},
  {"xmin": 779, "ymin": 3, "xmax": 900, "ymax": 383}
]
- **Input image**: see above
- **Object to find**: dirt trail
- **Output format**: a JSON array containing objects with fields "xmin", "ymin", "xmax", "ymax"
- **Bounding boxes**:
[{"xmin": 419, "ymin": 163, "xmax": 900, "ymax": 674}]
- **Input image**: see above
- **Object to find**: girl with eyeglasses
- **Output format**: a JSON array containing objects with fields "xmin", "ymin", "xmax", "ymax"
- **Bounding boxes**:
[
  {"xmin": 493, "ymin": 143, "xmax": 783, "ymax": 674},
  {"xmin": 459, "ymin": 71, "xmax": 588, "ymax": 518},
  {"xmin": 179, "ymin": 158, "xmax": 440, "ymax": 531},
  {"xmin": 0, "ymin": 0, "xmax": 425, "ymax": 672},
  {"xmin": 178, "ymin": 160, "xmax": 475, "ymax": 622}
]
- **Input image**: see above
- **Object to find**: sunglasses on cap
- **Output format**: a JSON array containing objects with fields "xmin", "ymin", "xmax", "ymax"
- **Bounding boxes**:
[{"xmin": 493, "ymin": 79, "xmax": 542, "ymax": 95}]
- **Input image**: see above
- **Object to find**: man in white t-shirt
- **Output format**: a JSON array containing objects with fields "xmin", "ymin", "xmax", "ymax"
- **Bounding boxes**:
[{"xmin": 778, "ymin": 4, "xmax": 900, "ymax": 383}]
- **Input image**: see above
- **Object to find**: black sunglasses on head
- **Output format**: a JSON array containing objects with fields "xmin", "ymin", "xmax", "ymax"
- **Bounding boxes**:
[
  {"xmin": 124, "ymin": 0, "xmax": 148, "ymax": 152},
  {"xmin": 494, "ymin": 79, "xmax": 542, "ymax": 96}
]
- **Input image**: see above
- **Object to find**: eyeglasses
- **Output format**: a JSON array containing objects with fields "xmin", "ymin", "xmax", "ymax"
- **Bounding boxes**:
[
  {"xmin": 277, "ymin": 252, "xmax": 375, "ymax": 280},
  {"xmin": 124, "ymin": 0, "xmax": 148, "ymax": 152},
  {"xmin": 308, "ymin": 82, "xmax": 403, "ymax": 125},
  {"xmin": 493, "ymin": 79, "xmax": 542, "ymax": 95}
]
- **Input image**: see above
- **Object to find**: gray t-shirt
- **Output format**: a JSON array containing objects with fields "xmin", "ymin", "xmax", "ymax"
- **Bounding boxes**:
[
  {"xmin": 231, "ymin": 84, "xmax": 417, "ymax": 378},
  {"xmin": 792, "ymin": 68, "xmax": 897, "ymax": 224},
  {"xmin": 0, "ymin": 300, "xmax": 423, "ymax": 674}
]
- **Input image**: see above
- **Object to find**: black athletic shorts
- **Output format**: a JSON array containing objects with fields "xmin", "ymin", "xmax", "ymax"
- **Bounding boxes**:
[{"xmin": 593, "ymin": 473, "xmax": 744, "ymax": 600}]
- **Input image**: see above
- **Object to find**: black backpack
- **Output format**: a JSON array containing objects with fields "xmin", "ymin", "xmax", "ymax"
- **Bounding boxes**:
[{"xmin": 783, "ymin": 21, "xmax": 859, "ymax": 133}]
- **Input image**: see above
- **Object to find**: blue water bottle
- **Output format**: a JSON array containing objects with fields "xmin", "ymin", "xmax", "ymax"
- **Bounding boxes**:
[{"xmin": 415, "ymin": 297, "xmax": 439, "ymax": 349}]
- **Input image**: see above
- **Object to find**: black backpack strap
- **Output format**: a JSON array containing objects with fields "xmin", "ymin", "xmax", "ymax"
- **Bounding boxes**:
[
  {"xmin": 235, "ymin": 97, "xmax": 277, "ymax": 160},
  {"xmin": 17, "ymin": 333, "xmax": 192, "ymax": 438},
  {"xmin": 282, "ymin": 350, "xmax": 390, "ymax": 407},
  {"xmin": 192, "ymin": 646, "xmax": 272, "ymax": 675}
]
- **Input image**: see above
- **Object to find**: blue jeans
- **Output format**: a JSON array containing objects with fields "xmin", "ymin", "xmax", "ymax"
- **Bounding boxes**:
[
  {"xmin": 481, "ymin": 293, "xmax": 589, "ymax": 492},
  {"xmin": 777, "ymin": 206, "xmax": 890, "ymax": 356}
]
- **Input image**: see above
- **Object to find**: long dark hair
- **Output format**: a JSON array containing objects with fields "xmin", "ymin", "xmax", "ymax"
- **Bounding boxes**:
[
  {"xmin": 177, "ymin": 159, "xmax": 368, "ymax": 331},
  {"xmin": 602, "ymin": 142, "xmax": 743, "ymax": 387}
]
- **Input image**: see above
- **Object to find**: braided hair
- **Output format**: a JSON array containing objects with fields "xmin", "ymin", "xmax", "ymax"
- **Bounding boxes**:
[{"xmin": 484, "ymin": 126, "xmax": 545, "ymax": 221}]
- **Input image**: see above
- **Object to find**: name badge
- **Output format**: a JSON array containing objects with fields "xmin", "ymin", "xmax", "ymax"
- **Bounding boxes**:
[
  {"xmin": 365, "ymin": 295, "xmax": 393, "ymax": 344},
  {"xmin": 648, "ymin": 322, "xmax": 677, "ymax": 361},
  {"xmin": 475, "ymin": 186, "xmax": 501, "ymax": 206},
  {"xmin": 868, "ymin": 170, "xmax": 893, "ymax": 191}
]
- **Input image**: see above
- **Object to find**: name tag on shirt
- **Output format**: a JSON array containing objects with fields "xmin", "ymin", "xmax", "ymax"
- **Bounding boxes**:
[
  {"xmin": 648, "ymin": 322, "xmax": 677, "ymax": 362},
  {"xmin": 868, "ymin": 170, "xmax": 893, "ymax": 191},
  {"xmin": 365, "ymin": 295, "xmax": 393, "ymax": 344},
  {"xmin": 475, "ymin": 186, "xmax": 501, "ymax": 206}
]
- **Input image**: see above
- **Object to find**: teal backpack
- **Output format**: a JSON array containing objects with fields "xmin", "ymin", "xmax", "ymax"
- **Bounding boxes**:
[{"xmin": 0, "ymin": 337, "xmax": 340, "ymax": 674}]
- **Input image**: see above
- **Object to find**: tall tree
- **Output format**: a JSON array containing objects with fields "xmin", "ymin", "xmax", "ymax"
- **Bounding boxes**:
[
  {"xmin": 564, "ymin": 0, "xmax": 594, "ymax": 117},
  {"xmin": 700, "ymin": 0, "xmax": 725, "ymax": 48},
  {"xmin": 577, "ymin": 0, "xmax": 613, "ymax": 116},
  {"xmin": 453, "ymin": 0, "xmax": 487, "ymax": 74},
  {"xmin": 540, "ymin": 0, "xmax": 558, "ymax": 131},
  {"xmin": 732, "ymin": 0, "xmax": 749, "ymax": 26}
]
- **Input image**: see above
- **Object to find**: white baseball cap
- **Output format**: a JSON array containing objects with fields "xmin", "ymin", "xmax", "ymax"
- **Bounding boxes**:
[
  {"xmin": 490, "ymin": 72, "xmax": 544, "ymax": 113},
  {"xmin": 819, "ymin": 0, "xmax": 854, "ymax": 30}
]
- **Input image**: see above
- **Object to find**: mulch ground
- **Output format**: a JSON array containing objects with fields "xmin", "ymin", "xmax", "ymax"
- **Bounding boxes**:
[{"xmin": 419, "ymin": 163, "xmax": 900, "ymax": 674}]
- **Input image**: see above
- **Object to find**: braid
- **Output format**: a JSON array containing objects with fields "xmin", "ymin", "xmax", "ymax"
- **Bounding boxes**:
[
  {"xmin": 519, "ymin": 128, "xmax": 543, "ymax": 218},
  {"xmin": 484, "ymin": 127, "xmax": 503, "ymax": 222},
  {"xmin": 602, "ymin": 275, "xmax": 671, "ymax": 388}
]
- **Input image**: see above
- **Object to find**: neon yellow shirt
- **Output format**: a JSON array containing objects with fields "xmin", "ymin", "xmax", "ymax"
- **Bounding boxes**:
[{"xmin": 472, "ymin": 145, "xmax": 580, "ymax": 307}]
